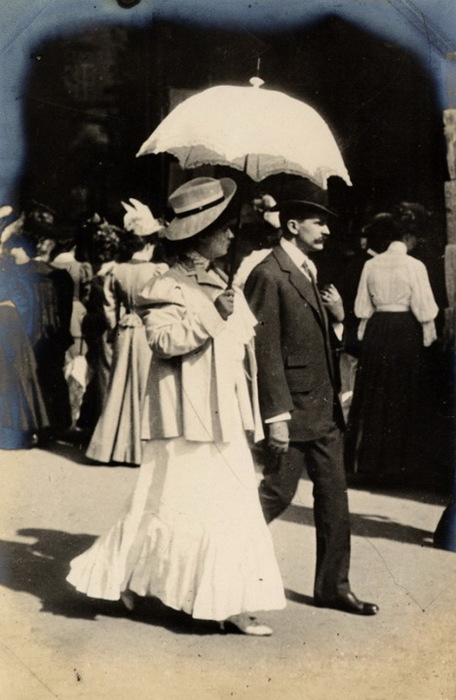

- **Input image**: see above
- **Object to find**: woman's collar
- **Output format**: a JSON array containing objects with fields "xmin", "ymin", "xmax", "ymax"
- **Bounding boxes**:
[{"xmin": 388, "ymin": 241, "xmax": 408, "ymax": 253}]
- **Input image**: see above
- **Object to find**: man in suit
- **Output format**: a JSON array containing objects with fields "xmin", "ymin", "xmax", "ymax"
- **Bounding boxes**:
[{"xmin": 244, "ymin": 191, "xmax": 379, "ymax": 615}]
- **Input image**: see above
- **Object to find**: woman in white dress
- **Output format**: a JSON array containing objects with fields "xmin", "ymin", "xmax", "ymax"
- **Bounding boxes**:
[{"xmin": 67, "ymin": 177, "xmax": 285, "ymax": 635}]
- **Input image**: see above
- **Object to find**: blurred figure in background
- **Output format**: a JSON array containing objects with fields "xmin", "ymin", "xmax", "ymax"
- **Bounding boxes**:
[
  {"xmin": 86, "ymin": 200, "xmax": 168, "ymax": 465},
  {"xmin": 336, "ymin": 213, "xmax": 391, "ymax": 419},
  {"xmin": 392, "ymin": 201, "xmax": 452, "ymax": 488},
  {"xmin": 77, "ymin": 218, "xmax": 122, "ymax": 434},
  {"xmin": 3, "ymin": 218, "xmax": 73, "ymax": 439},
  {"xmin": 345, "ymin": 211, "xmax": 439, "ymax": 485},
  {"xmin": 0, "ymin": 208, "xmax": 49, "ymax": 448},
  {"xmin": 392, "ymin": 202, "xmax": 448, "ymax": 329},
  {"xmin": 233, "ymin": 193, "xmax": 281, "ymax": 289},
  {"xmin": 52, "ymin": 236, "xmax": 93, "ymax": 431}
]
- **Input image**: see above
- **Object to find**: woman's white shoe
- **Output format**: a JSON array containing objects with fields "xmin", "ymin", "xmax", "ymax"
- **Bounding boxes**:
[{"xmin": 220, "ymin": 613, "xmax": 272, "ymax": 636}]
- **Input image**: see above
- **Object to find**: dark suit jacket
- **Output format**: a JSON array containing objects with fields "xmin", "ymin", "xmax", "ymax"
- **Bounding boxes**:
[{"xmin": 244, "ymin": 245, "xmax": 343, "ymax": 442}]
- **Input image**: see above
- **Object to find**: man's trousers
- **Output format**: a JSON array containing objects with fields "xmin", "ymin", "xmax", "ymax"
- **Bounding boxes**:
[{"xmin": 259, "ymin": 425, "xmax": 351, "ymax": 602}]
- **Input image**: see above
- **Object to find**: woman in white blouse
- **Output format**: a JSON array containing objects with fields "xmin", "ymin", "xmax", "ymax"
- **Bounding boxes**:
[{"xmin": 345, "ymin": 213, "xmax": 438, "ymax": 484}]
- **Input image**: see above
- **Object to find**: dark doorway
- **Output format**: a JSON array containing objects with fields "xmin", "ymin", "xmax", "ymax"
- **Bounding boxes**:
[{"xmin": 21, "ymin": 17, "xmax": 447, "ymax": 236}]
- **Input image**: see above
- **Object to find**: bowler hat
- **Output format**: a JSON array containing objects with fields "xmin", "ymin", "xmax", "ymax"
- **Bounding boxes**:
[
  {"xmin": 270, "ymin": 179, "xmax": 335, "ymax": 218},
  {"xmin": 165, "ymin": 177, "xmax": 237, "ymax": 241}
]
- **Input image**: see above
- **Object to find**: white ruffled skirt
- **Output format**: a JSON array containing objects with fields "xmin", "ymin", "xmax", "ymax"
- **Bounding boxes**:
[{"xmin": 67, "ymin": 432, "xmax": 286, "ymax": 621}]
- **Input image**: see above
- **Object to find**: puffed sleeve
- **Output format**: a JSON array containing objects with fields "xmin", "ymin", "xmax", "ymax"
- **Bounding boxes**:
[
  {"xmin": 408, "ymin": 258, "xmax": 439, "ymax": 346},
  {"xmin": 408, "ymin": 258, "xmax": 439, "ymax": 322},
  {"xmin": 354, "ymin": 261, "xmax": 375, "ymax": 340},
  {"xmin": 138, "ymin": 274, "xmax": 226, "ymax": 358}
]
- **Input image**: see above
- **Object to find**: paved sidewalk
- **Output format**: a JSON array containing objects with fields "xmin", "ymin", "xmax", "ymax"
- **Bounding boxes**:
[{"xmin": 1, "ymin": 444, "xmax": 455, "ymax": 699}]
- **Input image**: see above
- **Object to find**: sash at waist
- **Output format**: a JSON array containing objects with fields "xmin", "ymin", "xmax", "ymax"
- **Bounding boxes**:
[{"xmin": 375, "ymin": 304, "xmax": 410, "ymax": 312}]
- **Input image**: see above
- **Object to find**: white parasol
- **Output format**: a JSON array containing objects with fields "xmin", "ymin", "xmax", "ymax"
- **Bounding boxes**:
[{"xmin": 137, "ymin": 80, "xmax": 351, "ymax": 189}]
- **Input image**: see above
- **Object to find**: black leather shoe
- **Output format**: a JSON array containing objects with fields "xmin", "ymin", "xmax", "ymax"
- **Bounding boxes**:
[{"xmin": 315, "ymin": 592, "xmax": 379, "ymax": 616}]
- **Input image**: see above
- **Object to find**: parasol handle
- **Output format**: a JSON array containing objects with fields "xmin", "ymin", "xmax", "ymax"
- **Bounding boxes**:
[
  {"xmin": 227, "ymin": 203, "xmax": 243, "ymax": 289},
  {"xmin": 227, "ymin": 154, "xmax": 249, "ymax": 289}
]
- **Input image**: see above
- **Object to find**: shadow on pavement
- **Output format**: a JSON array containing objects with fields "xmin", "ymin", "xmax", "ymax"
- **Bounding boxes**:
[
  {"xmin": 37, "ymin": 439, "xmax": 141, "ymax": 469},
  {"xmin": 284, "ymin": 588, "xmax": 315, "ymax": 607},
  {"xmin": 345, "ymin": 478, "xmax": 451, "ymax": 506},
  {"xmin": 34, "ymin": 440, "xmax": 91, "ymax": 466},
  {"xmin": 253, "ymin": 452, "xmax": 451, "ymax": 507},
  {"xmin": 278, "ymin": 504, "xmax": 433, "ymax": 545},
  {"xmin": 0, "ymin": 528, "xmax": 221, "ymax": 635}
]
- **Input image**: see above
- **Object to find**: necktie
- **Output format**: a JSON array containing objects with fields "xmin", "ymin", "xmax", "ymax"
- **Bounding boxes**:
[
  {"xmin": 301, "ymin": 258, "xmax": 316, "ymax": 281},
  {"xmin": 301, "ymin": 260, "xmax": 326, "ymax": 320}
]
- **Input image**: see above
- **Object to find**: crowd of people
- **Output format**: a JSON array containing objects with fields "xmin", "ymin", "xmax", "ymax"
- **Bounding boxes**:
[{"xmin": 0, "ymin": 174, "xmax": 452, "ymax": 635}]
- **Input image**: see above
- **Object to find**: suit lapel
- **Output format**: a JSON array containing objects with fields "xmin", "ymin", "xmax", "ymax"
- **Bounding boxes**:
[
  {"xmin": 272, "ymin": 246, "xmax": 337, "ymax": 385},
  {"xmin": 272, "ymin": 246, "xmax": 327, "ymax": 329}
]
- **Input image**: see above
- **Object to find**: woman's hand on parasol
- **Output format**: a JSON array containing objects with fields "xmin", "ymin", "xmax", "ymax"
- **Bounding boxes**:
[{"xmin": 214, "ymin": 289, "xmax": 235, "ymax": 320}]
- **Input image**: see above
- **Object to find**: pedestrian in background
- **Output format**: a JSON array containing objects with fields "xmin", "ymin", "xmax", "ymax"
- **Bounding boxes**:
[
  {"xmin": 0, "ymin": 212, "xmax": 49, "ymax": 448},
  {"xmin": 86, "ymin": 201, "xmax": 168, "ymax": 465},
  {"xmin": 77, "ymin": 219, "xmax": 122, "ymax": 434},
  {"xmin": 3, "ymin": 225, "xmax": 73, "ymax": 438},
  {"xmin": 336, "ymin": 213, "xmax": 390, "ymax": 419},
  {"xmin": 52, "ymin": 237, "xmax": 93, "ymax": 430},
  {"xmin": 345, "ymin": 212, "xmax": 439, "ymax": 484}
]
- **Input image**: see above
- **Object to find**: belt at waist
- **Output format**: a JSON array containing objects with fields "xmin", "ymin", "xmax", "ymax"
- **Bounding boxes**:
[{"xmin": 375, "ymin": 304, "xmax": 410, "ymax": 312}]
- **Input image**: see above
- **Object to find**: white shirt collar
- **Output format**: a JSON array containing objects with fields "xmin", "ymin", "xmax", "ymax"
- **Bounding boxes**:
[
  {"xmin": 387, "ymin": 241, "xmax": 408, "ymax": 254},
  {"xmin": 280, "ymin": 238, "xmax": 318, "ymax": 279}
]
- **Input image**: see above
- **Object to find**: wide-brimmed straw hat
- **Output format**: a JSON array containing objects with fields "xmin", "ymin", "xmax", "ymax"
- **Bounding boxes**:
[{"xmin": 165, "ymin": 177, "xmax": 237, "ymax": 241}]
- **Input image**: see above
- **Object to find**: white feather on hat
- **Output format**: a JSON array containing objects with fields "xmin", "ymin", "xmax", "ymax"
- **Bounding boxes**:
[
  {"xmin": 121, "ymin": 198, "xmax": 162, "ymax": 237},
  {"xmin": 0, "ymin": 205, "xmax": 13, "ymax": 220},
  {"xmin": 0, "ymin": 212, "xmax": 25, "ymax": 244}
]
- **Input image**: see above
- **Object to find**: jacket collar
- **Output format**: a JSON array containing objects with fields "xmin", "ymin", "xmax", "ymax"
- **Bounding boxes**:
[
  {"xmin": 280, "ymin": 238, "xmax": 317, "ymax": 279},
  {"xmin": 387, "ymin": 241, "xmax": 408, "ymax": 254},
  {"xmin": 175, "ymin": 258, "xmax": 227, "ymax": 290}
]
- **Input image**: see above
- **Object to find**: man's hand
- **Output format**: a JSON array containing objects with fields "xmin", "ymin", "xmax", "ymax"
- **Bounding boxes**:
[
  {"xmin": 214, "ymin": 290, "xmax": 235, "ymax": 320},
  {"xmin": 268, "ymin": 420, "xmax": 290, "ymax": 454},
  {"xmin": 320, "ymin": 284, "xmax": 344, "ymax": 322}
]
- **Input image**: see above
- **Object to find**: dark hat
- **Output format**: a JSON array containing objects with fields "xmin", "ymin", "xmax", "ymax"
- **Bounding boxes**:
[
  {"xmin": 391, "ymin": 201, "xmax": 430, "ymax": 236},
  {"xmin": 362, "ymin": 212, "xmax": 395, "ymax": 236},
  {"xmin": 270, "ymin": 179, "xmax": 335, "ymax": 218}
]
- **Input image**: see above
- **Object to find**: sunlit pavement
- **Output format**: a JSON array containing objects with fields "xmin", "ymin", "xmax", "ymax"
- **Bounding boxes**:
[{"xmin": 1, "ymin": 443, "xmax": 455, "ymax": 700}]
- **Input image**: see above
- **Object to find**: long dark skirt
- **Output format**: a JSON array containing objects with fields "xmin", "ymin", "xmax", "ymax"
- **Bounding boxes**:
[
  {"xmin": 0, "ymin": 306, "xmax": 49, "ymax": 448},
  {"xmin": 345, "ymin": 311, "xmax": 426, "ymax": 484}
]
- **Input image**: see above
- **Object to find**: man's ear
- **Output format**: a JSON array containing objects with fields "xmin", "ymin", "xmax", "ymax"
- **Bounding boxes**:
[{"xmin": 287, "ymin": 219, "xmax": 299, "ymax": 237}]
